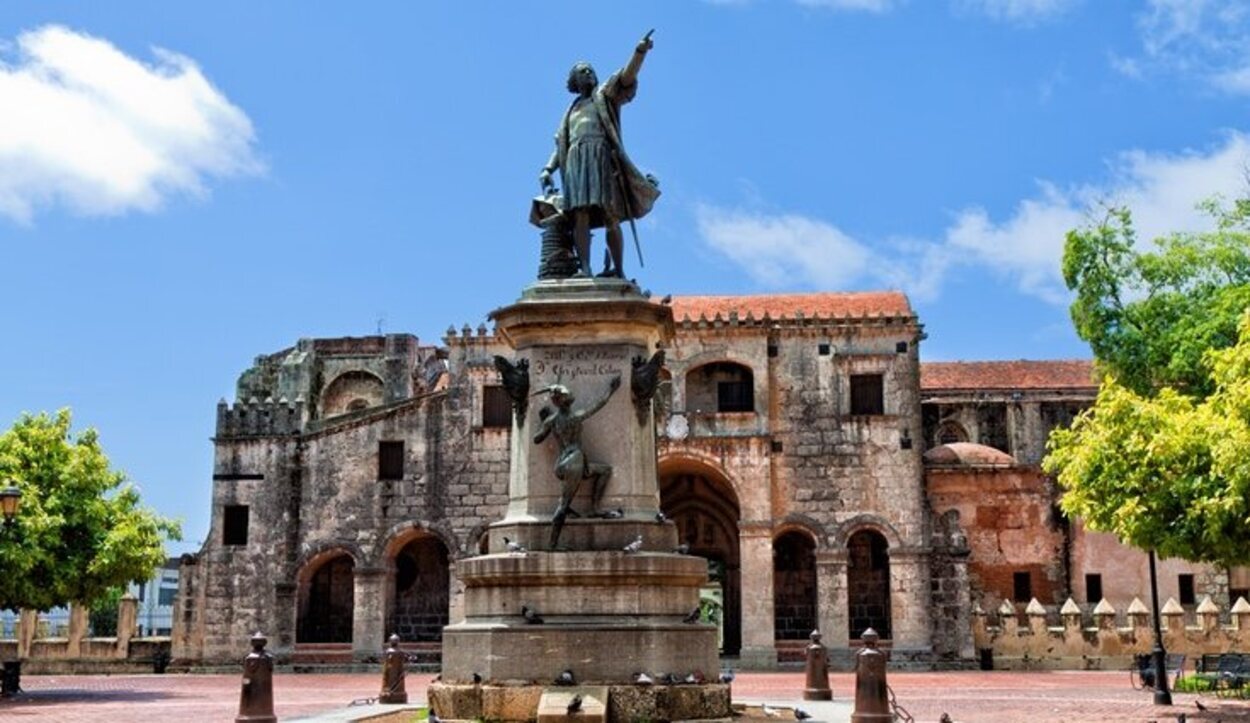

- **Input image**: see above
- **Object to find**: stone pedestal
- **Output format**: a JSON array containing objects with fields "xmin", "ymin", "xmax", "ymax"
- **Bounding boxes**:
[{"xmin": 433, "ymin": 281, "xmax": 726, "ymax": 722}]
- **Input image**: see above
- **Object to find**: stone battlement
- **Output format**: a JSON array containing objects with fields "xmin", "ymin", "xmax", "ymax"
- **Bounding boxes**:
[
  {"xmin": 215, "ymin": 397, "xmax": 304, "ymax": 438},
  {"xmin": 974, "ymin": 595, "xmax": 1250, "ymax": 670}
]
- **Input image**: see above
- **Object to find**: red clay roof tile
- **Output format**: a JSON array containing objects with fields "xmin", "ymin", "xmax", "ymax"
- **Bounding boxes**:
[
  {"xmin": 670, "ymin": 291, "xmax": 913, "ymax": 321},
  {"xmin": 921, "ymin": 360, "xmax": 1096, "ymax": 391}
]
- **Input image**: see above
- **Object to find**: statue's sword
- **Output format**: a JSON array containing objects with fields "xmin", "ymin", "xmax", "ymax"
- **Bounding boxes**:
[{"xmin": 611, "ymin": 150, "xmax": 645, "ymax": 268}]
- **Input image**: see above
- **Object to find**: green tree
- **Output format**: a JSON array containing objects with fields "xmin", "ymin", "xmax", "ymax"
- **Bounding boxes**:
[
  {"xmin": 1045, "ymin": 313, "xmax": 1250, "ymax": 566},
  {"xmin": 0, "ymin": 409, "xmax": 181, "ymax": 612},
  {"xmin": 1061, "ymin": 199, "xmax": 1250, "ymax": 397}
]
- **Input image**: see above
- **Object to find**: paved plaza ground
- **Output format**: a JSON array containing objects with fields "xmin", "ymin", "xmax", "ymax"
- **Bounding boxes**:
[{"xmin": 1, "ymin": 670, "xmax": 1248, "ymax": 722}]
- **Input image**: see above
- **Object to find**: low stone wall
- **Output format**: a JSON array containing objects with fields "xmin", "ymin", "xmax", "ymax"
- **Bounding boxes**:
[
  {"xmin": 974, "ymin": 594, "xmax": 1250, "ymax": 670},
  {"xmin": 1, "ymin": 595, "xmax": 172, "ymax": 674}
]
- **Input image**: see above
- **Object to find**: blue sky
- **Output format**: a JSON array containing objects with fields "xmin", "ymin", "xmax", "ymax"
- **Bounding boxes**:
[{"xmin": 3, "ymin": 0, "xmax": 1250, "ymax": 551}]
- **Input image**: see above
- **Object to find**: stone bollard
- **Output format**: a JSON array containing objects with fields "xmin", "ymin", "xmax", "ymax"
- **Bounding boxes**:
[
  {"xmin": 803, "ymin": 629, "xmax": 832, "ymax": 701},
  {"xmin": 236, "ymin": 632, "xmax": 276, "ymax": 723},
  {"xmin": 379, "ymin": 633, "xmax": 408, "ymax": 704},
  {"xmin": 851, "ymin": 628, "xmax": 891, "ymax": 723}
]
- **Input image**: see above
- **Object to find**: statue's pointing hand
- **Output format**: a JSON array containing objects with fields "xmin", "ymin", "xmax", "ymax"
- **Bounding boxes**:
[
  {"xmin": 638, "ymin": 29, "xmax": 654, "ymax": 54},
  {"xmin": 539, "ymin": 168, "xmax": 555, "ymax": 194}
]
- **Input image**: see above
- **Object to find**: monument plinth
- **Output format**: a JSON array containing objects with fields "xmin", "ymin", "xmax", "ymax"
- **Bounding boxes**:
[{"xmin": 432, "ymin": 282, "xmax": 728, "ymax": 722}]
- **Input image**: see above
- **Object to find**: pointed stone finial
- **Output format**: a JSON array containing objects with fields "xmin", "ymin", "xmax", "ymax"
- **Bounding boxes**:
[
  {"xmin": 476, "ymin": 323, "xmax": 487, "ymax": 337},
  {"xmin": 1025, "ymin": 598, "xmax": 1046, "ymax": 616},
  {"xmin": 1161, "ymin": 597, "xmax": 1184, "ymax": 615},
  {"xmin": 1126, "ymin": 598, "xmax": 1149, "ymax": 615},
  {"xmin": 1060, "ymin": 598, "xmax": 1082, "ymax": 616},
  {"xmin": 1197, "ymin": 595, "xmax": 1220, "ymax": 614},
  {"xmin": 1092, "ymin": 598, "xmax": 1116, "ymax": 616},
  {"xmin": 1232, "ymin": 596, "xmax": 1250, "ymax": 614},
  {"xmin": 971, "ymin": 601, "xmax": 986, "ymax": 616},
  {"xmin": 998, "ymin": 599, "xmax": 1016, "ymax": 617}
]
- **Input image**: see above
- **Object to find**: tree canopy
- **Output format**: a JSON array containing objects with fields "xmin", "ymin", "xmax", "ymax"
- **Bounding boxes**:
[
  {"xmin": 1046, "ymin": 313, "xmax": 1250, "ymax": 565},
  {"xmin": 0, "ymin": 409, "xmax": 181, "ymax": 611},
  {"xmin": 1061, "ymin": 199, "xmax": 1250, "ymax": 398}
]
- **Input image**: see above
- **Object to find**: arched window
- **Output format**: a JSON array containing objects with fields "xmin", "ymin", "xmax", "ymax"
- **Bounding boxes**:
[
  {"xmin": 687, "ymin": 362, "xmax": 754, "ymax": 414},
  {"xmin": 936, "ymin": 420, "xmax": 968, "ymax": 445}
]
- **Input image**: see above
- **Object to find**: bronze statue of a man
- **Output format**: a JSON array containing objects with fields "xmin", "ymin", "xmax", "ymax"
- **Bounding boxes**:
[
  {"xmin": 533, "ymin": 375, "xmax": 622, "ymax": 548},
  {"xmin": 539, "ymin": 30, "xmax": 660, "ymax": 279}
]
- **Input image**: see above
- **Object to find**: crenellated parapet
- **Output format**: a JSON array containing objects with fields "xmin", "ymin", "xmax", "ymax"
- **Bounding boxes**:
[
  {"xmin": 973, "ymin": 595, "xmax": 1250, "ymax": 670},
  {"xmin": 216, "ymin": 397, "xmax": 305, "ymax": 438}
]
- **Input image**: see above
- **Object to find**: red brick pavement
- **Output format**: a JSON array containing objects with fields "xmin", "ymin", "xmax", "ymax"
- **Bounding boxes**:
[{"xmin": 0, "ymin": 670, "xmax": 1247, "ymax": 722}]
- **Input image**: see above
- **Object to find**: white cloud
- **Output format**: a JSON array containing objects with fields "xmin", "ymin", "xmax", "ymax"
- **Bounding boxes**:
[
  {"xmin": 697, "ymin": 133, "xmax": 1250, "ymax": 304},
  {"xmin": 695, "ymin": 206, "xmax": 874, "ymax": 289},
  {"xmin": 956, "ymin": 0, "xmax": 1077, "ymax": 24},
  {"xmin": 1121, "ymin": 0, "xmax": 1250, "ymax": 94},
  {"xmin": 795, "ymin": 0, "xmax": 895, "ymax": 11},
  {"xmin": 0, "ymin": 25, "xmax": 261, "ymax": 224}
]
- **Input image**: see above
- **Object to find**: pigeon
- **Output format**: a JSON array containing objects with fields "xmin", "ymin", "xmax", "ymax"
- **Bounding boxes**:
[
  {"xmin": 1178, "ymin": 714, "xmax": 1187, "ymax": 723},
  {"xmin": 762, "ymin": 703, "xmax": 780, "ymax": 718},
  {"xmin": 660, "ymin": 294, "xmax": 673, "ymax": 305},
  {"xmin": 794, "ymin": 708, "xmax": 812, "ymax": 721},
  {"xmin": 601, "ymin": 508, "xmax": 625, "ymax": 519},
  {"xmin": 673, "ymin": 543, "xmax": 690, "ymax": 555},
  {"xmin": 686, "ymin": 670, "xmax": 706, "ymax": 684},
  {"xmin": 684, "ymin": 672, "xmax": 697, "ymax": 684},
  {"xmin": 521, "ymin": 605, "xmax": 544, "ymax": 624},
  {"xmin": 567, "ymin": 694, "xmax": 583, "ymax": 714},
  {"xmin": 659, "ymin": 672, "xmax": 678, "ymax": 685},
  {"xmin": 623, "ymin": 534, "xmax": 644, "ymax": 553},
  {"xmin": 505, "ymin": 537, "xmax": 527, "ymax": 554},
  {"xmin": 718, "ymin": 668, "xmax": 735, "ymax": 684},
  {"xmin": 472, "ymin": 672, "xmax": 482, "ymax": 684},
  {"xmin": 655, "ymin": 510, "xmax": 669, "ymax": 523},
  {"xmin": 429, "ymin": 712, "xmax": 442, "ymax": 723},
  {"xmin": 682, "ymin": 607, "xmax": 701, "ymax": 623},
  {"xmin": 1196, "ymin": 700, "xmax": 1208, "ymax": 711},
  {"xmin": 555, "ymin": 669, "xmax": 576, "ymax": 686},
  {"xmin": 939, "ymin": 715, "xmax": 953, "ymax": 723},
  {"xmin": 634, "ymin": 672, "xmax": 654, "ymax": 686}
]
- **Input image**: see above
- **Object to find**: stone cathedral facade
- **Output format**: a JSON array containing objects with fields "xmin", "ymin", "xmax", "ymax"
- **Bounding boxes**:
[{"xmin": 172, "ymin": 291, "xmax": 1239, "ymax": 669}]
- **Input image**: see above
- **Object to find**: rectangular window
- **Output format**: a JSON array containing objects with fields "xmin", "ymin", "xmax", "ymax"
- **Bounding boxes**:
[
  {"xmin": 378, "ymin": 441, "xmax": 404, "ymax": 480},
  {"xmin": 1013, "ymin": 571, "xmax": 1032, "ymax": 603},
  {"xmin": 818, "ymin": 343, "xmax": 831, "ymax": 356},
  {"xmin": 717, "ymin": 381, "xmax": 753, "ymax": 413},
  {"xmin": 1178, "ymin": 574, "xmax": 1196, "ymax": 605},
  {"xmin": 1085, "ymin": 573, "xmax": 1103, "ymax": 604},
  {"xmin": 158, "ymin": 588, "xmax": 177, "ymax": 606},
  {"xmin": 222, "ymin": 505, "xmax": 249, "ymax": 546},
  {"xmin": 137, "ymin": 585, "xmax": 145, "ymax": 602},
  {"xmin": 849, "ymin": 374, "xmax": 885, "ymax": 415},
  {"xmin": 895, "ymin": 341, "xmax": 909, "ymax": 354},
  {"xmin": 1232, "ymin": 588, "xmax": 1249, "ymax": 606},
  {"xmin": 767, "ymin": 344, "xmax": 779, "ymax": 358},
  {"xmin": 482, "ymin": 385, "xmax": 512, "ymax": 428}
]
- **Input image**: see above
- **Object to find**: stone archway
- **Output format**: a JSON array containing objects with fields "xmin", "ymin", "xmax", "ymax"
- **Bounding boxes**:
[
  {"xmin": 297, "ymin": 552, "xmax": 355, "ymax": 643},
  {"xmin": 660, "ymin": 467, "xmax": 741, "ymax": 655},
  {"xmin": 847, "ymin": 529, "xmax": 891, "ymax": 640},
  {"xmin": 773, "ymin": 530, "xmax": 817, "ymax": 640},
  {"xmin": 388, "ymin": 534, "xmax": 450, "ymax": 642}
]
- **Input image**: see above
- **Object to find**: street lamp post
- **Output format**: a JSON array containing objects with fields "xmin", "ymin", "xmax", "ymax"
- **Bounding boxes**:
[
  {"xmin": 1148, "ymin": 549, "xmax": 1173, "ymax": 706},
  {"xmin": 0, "ymin": 482, "xmax": 21, "ymax": 698},
  {"xmin": 0, "ymin": 485, "xmax": 20, "ymax": 524}
]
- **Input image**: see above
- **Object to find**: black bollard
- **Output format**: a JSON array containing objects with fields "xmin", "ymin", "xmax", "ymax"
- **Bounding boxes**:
[
  {"xmin": 236, "ymin": 632, "xmax": 276, "ymax": 723},
  {"xmin": 379, "ymin": 633, "xmax": 409, "ymax": 704},
  {"xmin": 851, "ymin": 628, "xmax": 891, "ymax": 723},
  {"xmin": 803, "ymin": 629, "xmax": 832, "ymax": 701}
]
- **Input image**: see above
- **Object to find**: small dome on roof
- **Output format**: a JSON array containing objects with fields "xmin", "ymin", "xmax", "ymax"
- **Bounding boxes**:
[{"xmin": 923, "ymin": 442, "xmax": 1015, "ymax": 467}]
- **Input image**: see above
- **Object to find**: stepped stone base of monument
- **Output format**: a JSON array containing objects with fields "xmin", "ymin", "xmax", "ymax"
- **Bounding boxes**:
[{"xmin": 427, "ymin": 682, "xmax": 732, "ymax": 723}]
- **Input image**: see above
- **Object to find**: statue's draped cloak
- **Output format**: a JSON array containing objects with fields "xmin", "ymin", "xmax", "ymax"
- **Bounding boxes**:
[{"xmin": 554, "ymin": 70, "xmax": 659, "ymax": 229}]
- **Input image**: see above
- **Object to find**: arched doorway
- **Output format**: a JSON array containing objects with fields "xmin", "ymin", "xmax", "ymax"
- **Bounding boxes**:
[
  {"xmin": 388, "ymin": 535, "xmax": 450, "ymax": 642},
  {"xmin": 847, "ymin": 529, "xmax": 891, "ymax": 640},
  {"xmin": 773, "ymin": 530, "xmax": 817, "ymax": 640},
  {"xmin": 660, "ymin": 467, "xmax": 741, "ymax": 655},
  {"xmin": 297, "ymin": 552, "xmax": 355, "ymax": 643}
]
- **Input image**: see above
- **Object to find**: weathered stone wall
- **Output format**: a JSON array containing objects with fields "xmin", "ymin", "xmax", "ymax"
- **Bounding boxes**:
[{"xmin": 926, "ymin": 466, "xmax": 1068, "ymax": 610}]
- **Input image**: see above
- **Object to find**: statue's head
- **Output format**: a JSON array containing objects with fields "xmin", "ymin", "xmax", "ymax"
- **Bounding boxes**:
[
  {"xmin": 549, "ymin": 384, "xmax": 574, "ymax": 407},
  {"xmin": 567, "ymin": 62, "xmax": 598, "ymax": 94}
]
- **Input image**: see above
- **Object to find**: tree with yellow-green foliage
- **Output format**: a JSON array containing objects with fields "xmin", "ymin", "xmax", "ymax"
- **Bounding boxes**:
[{"xmin": 0, "ymin": 409, "xmax": 181, "ymax": 612}]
